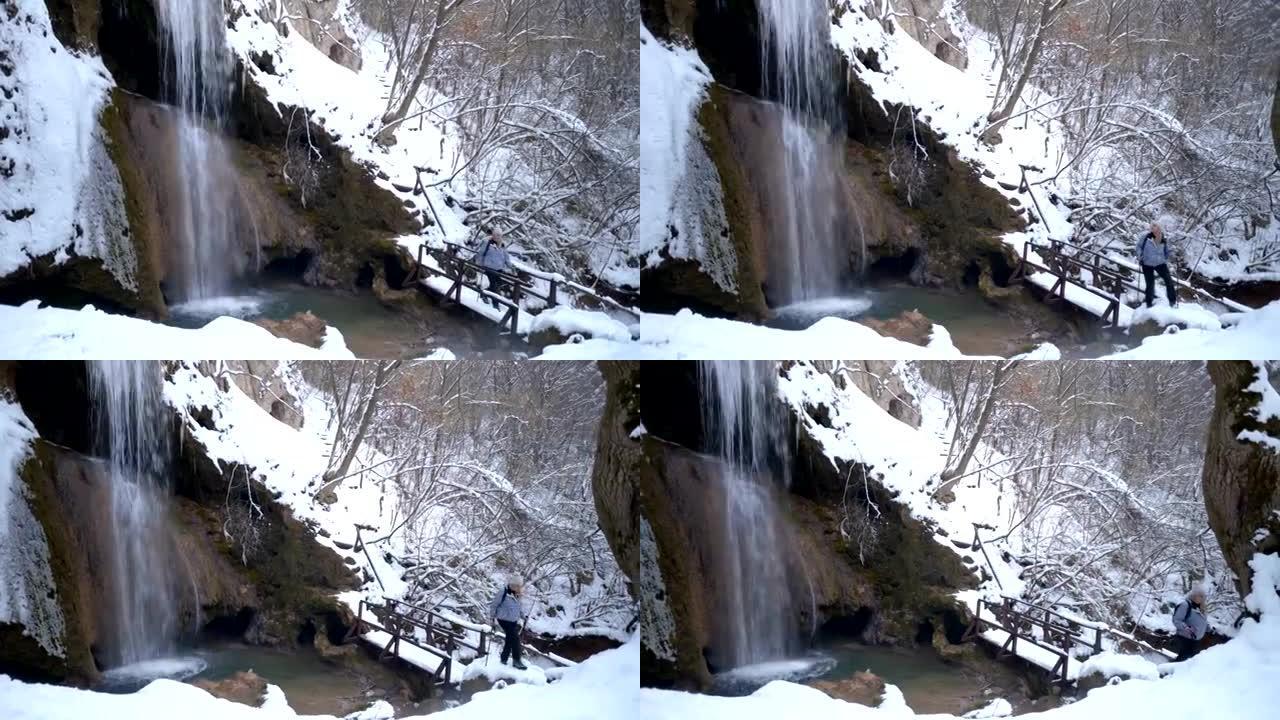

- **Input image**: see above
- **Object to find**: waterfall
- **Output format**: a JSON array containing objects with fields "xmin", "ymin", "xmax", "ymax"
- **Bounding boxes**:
[
  {"xmin": 89, "ymin": 361, "xmax": 179, "ymax": 668},
  {"xmin": 757, "ymin": 0, "xmax": 856, "ymax": 305},
  {"xmin": 157, "ymin": 0, "xmax": 240, "ymax": 301},
  {"xmin": 699, "ymin": 361, "xmax": 797, "ymax": 668}
]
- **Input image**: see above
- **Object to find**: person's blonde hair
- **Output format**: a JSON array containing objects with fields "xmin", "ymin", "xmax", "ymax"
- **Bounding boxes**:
[{"xmin": 1150, "ymin": 223, "xmax": 1164, "ymax": 241}]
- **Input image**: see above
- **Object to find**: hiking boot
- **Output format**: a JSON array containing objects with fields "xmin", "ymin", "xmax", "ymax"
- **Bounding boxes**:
[
  {"xmin": 500, "ymin": 656, "xmax": 509, "ymax": 665},
  {"xmin": 513, "ymin": 661, "xmax": 528, "ymax": 670}
]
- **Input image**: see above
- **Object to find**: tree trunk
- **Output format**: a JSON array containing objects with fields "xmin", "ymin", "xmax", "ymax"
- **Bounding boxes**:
[
  {"xmin": 320, "ymin": 361, "xmax": 400, "ymax": 492},
  {"xmin": 592, "ymin": 361, "xmax": 640, "ymax": 591},
  {"xmin": 1203, "ymin": 361, "xmax": 1280, "ymax": 604},
  {"xmin": 378, "ymin": 0, "xmax": 454, "ymax": 141},
  {"xmin": 939, "ymin": 361, "xmax": 1020, "ymax": 494},
  {"xmin": 986, "ymin": 0, "xmax": 1068, "ymax": 139},
  {"xmin": 1271, "ymin": 69, "xmax": 1279, "ymax": 161}
]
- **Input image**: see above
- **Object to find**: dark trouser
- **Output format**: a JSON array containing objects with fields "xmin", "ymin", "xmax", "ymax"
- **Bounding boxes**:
[
  {"xmin": 1174, "ymin": 634, "xmax": 1200, "ymax": 661},
  {"xmin": 498, "ymin": 619, "xmax": 522, "ymax": 664},
  {"xmin": 1142, "ymin": 263, "xmax": 1177, "ymax": 308},
  {"xmin": 484, "ymin": 271, "xmax": 504, "ymax": 305}
]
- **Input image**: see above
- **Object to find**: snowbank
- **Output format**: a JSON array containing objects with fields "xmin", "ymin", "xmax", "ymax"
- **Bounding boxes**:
[
  {"xmin": 634, "ymin": 310, "xmax": 974, "ymax": 359},
  {"xmin": 1077, "ymin": 651, "xmax": 1161, "ymax": 682},
  {"xmin": 528, "ymin": 306, "xmax": 636, "ymax": 344},
  {"xmin": 0, "ymin": 0, "xmax": 135, "ymax": 288},
  {"xmin": 0, "ymin": 398, "xmax": 65, "ymax": 660},
  {"xmin": 0, "ymin": 302, "xmax": 354, "ymax": 359},
  {"xmin": 638, "ymin": 25, "xmax": 737, "ymax": 293},
  {"xmin": 1105, "ymin": 301, "xmax": 1280, "ymax": 359}
]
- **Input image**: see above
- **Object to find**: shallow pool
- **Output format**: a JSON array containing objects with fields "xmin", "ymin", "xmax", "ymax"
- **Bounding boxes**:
[{"xmin": 166, "ymin": 279, "xmax": 506, "ymax": 358}]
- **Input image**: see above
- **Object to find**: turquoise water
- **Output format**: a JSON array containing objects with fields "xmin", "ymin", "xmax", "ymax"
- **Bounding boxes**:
[
  {"xmin": 166, "ymin": 279, "xmax": 504, "ymax": 357},
  {"xmin": 817, "ymin": 640, "xmax": 980, "ymax": 713}
]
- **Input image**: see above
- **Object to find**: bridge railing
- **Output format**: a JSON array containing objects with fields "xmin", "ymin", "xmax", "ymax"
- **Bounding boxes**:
[
  {"xmin": 1015, "ymin": 238, "xmax": 1251, "ymax": 322},
  {"xmin": 966, "ymin": 596, "xmax": 1103, "ymax": 685},
  {"xmin": 344, "ymin": 598, "xmax": 458, "ymax": 684},
  {"xmin": 384, "ymin": 597, "xmax": 490, "ymax": 659}
]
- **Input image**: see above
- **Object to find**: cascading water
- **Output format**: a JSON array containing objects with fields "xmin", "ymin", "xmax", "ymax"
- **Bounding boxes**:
[
  {"xmin": 89, "ymin": 362, "xmax": 183, "ymax": 672},
  {"xmin": 157, "ymin": 0, "xmax": 241, "ymax": 300},
  {"xmin": 757, "ymin": 0, "xmax": 861, "ymax": 306},
  {"xmin": 699, "ymin": 361, "xmax": 798, "ymax": 668}
]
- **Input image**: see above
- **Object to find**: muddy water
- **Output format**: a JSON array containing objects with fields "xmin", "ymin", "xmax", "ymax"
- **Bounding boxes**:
[{"xmin": 167, "ymin": 278, "xmax": 513, "ymax": 358}]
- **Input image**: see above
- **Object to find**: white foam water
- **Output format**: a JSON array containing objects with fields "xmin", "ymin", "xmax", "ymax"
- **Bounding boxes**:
[
  {"xmin": 757, "ymin": 0, "xmax": 862, "ymax": 304},
  {"xmin": 90, "ymin": 362, "xmax": 180, "ymax": 667},
  {"xmin": 156, "ymin": 0, "xmax": 241, "ymax": 300},
  {"xmin": 699, "ymin": 361, "xmax": 801, "ymax": 668},
  {"xmin": 100, "ymin": 656, "xmax": 209, "ymax": 687}
]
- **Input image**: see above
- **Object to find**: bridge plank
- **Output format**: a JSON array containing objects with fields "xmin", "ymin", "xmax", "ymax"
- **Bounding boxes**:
[{"xmin": 360, "ymin": 628, "xmax": 449, "ymax": 675}]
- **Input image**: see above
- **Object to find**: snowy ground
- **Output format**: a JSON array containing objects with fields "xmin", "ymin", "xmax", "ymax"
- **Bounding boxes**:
[{"xmin": 0, "ymin": 302, "xmax": 355, "ymax": 359}]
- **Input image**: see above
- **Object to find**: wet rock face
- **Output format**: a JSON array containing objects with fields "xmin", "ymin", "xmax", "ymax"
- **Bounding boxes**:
[
  {"xmin": 35, "ymin": 0, "xmax": 418, "ymax": 310},
  {"xmin": 641, "ymin": 0, "xmax": 1025, "ymax": 318}
]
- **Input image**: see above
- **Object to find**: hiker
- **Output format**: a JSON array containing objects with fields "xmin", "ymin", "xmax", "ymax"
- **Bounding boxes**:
[
  {"xmin": 489, "ymin": 577, "xmax": 528, "ymax": 670},
  {"xmin": 475, "ymin": 229, "xmax": 511, "ymax": 304},
  {"xmin": 1137, "ymin": 223, "xmax": 1178, "ymax": 309},
  {"xmin": 1172, "ymin": 587, "xmax": 1208, "ymax": 661}
]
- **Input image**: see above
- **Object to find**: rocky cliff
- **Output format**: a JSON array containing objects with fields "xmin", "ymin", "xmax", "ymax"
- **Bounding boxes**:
[
  {"xmin": 638, "ymin": 361, "xmax": 975, "ymax": 689},
  {"xmin": 0, "ymin": 361, "xmax": 358, "ymax": 683},
  {"xmin": 640, "ymin": 0, "xmax": 1025, "ymax": 319},
  {"xmin": 2, "ymin": 0, "xmax": 417, "ymax": 317}
]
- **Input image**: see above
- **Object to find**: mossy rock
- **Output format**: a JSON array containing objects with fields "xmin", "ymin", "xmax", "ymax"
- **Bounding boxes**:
[
  {"xmin": 3, "ymin": 442, "xmax": 100, "ymax": 684},
  {"xmin": 99, "ymin": 89, "xmax": 167, "ymax": 317}
]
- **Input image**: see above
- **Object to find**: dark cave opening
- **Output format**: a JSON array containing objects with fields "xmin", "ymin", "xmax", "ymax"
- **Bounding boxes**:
[
  {"xmin": 821, "ymin": 607, "xmax": 877, "ymax": 640},
  {"xmin": 201, "ymin": 607, "xmax": 258, "ymax": 643},
  {"xmin": 13, "ymin": 361, "xmax": 93, "ymax": 455},
  {"xmin": 868, "ymin": 248, "xmax": 921, "ymax": 283},
  {"xmin": 355, "ymin": 262, "xmax": 376, "ymax": 289},
  {"xmin": 262, "ymin": 249, "xmax": 316, "ymax": 281},
  {"xmin": 915, "ymin": 619, "xmax": 935, "ymax": 644}
]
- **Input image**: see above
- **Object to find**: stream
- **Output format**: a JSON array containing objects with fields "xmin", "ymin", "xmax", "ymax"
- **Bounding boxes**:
[
  {"xmin": 710, "ymin": 639, "xmax": 1038, "ymax": 716},
  {"xmin": 167, "ymin": 278, "xmax": 511, "ymax": 358},
  {"xmin": 100, "ymin": 643, "xmax": 482, "ymax": 716},
  {"xmin": 816, "ymin": 640, "xmax": 991, "ymax": 715},
  {"xmin": 769, "ymin": 282, "xmax": 1129, "ymax": 357}
]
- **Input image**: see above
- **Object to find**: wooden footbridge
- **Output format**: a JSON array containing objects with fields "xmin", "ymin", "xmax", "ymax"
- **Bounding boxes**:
[
  {"xmin": 963, "ymin": 596, "xmax": 1105, "ymax": 685},
  {"xmin": 345, "ymin": 597, "xmax": 489, "ymax": 685},
  {"xmin": 960, "ymin": 522, "xmax": 1176, "ymax": 686},
  {"xmin": 1011, "ymin": 238, "xmax": 1250, "ymax": 326},
  {"xmin": 403, "ymin": 240, "xmax": 641, "ymax": 337},
  {"xmin": 394, "ymin": 168, "xmax": 638, "ymax": 337},
  {"xmin": 344, "ymin": 597, "xmax": 576, "ymax": 686}
]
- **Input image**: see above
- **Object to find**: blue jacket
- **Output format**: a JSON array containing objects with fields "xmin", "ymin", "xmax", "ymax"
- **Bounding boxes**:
[
  {"xmin": 490, "ymin": 587, "xmax": 523, "ymax": 623},
  {"xmin": 1137, "ymin": 233, "xmax": 1170, "ymax": 267},
  {"xmin": 475, "ymin": 241, "xmax": 510, "ymax": 272},
  {"xmin": 1173, "ymin": 599, "xmax": 1207, "ymax": 640}
]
